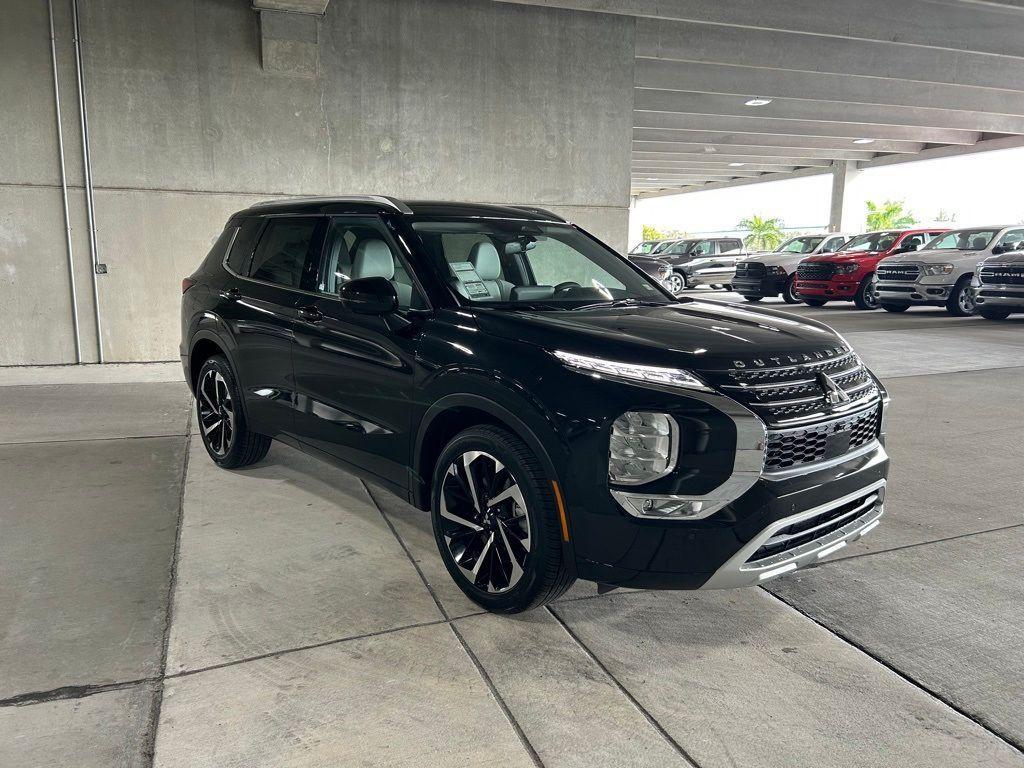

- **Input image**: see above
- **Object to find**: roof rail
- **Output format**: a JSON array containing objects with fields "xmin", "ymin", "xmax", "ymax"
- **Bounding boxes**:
[
  {"xmin": 251, "ymin": 195, "xmax": 413, "ymax": 214},
  {"xmin": 506, "ymin": 205, "xmax": 566, "ymax": 222}
]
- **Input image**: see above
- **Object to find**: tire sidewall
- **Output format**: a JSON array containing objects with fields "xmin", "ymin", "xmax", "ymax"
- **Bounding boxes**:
[
  {"xmin": 855, "ymin": 274, "xmax": 879, "ymax": 310},
  {"xmin": 947, "ymin": 278, "xmax": 977, "ymax": 316},
  {"xmin": 783, "ymin": 275, "xmax": 800, "ymax": 304},
  {"xmin": 430, "ymin": 429, "xmax": 559, "ymax": 612}
]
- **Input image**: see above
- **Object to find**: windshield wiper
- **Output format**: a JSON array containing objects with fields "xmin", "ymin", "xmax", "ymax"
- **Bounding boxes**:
[{"xmin": 570, "ymin": 297, "xmax": 671, "ymax": 311}]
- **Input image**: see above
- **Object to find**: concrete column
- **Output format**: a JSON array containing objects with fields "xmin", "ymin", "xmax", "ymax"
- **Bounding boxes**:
[
  {"xmin": 626, "ymin": 196, "xmax": 643, "ymax": 252},
  {"xmin": 828, "ymin": 160, "xmax": 864, "ymax": 232}
]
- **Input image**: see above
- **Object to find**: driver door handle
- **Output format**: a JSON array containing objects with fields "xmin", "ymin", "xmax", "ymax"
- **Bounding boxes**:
[{"xmin": 298, "ymin": 305, "xmax": 323, "ymax": 323}]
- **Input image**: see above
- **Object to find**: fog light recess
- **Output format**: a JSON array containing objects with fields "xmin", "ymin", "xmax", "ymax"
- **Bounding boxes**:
[{"xmin": 608, "ymin": 411, "xmax": 678, "ymax": 486}]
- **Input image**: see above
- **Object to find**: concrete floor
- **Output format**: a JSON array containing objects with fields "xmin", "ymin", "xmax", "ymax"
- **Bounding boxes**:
[{"xmin": 2, "ymin": 294, "xmax": 1023, "ymax": 767}]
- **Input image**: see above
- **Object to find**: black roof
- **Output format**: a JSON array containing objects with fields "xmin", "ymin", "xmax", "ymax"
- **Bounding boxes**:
[{"xmin": 237, "ymin": 196, "xmax": 566, "ymax": 222}]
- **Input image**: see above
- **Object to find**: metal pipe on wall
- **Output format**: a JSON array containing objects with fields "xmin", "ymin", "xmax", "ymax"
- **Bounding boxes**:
[
  {"xmin": 48, "ymin": 0, "xmax": 82, "ymax": 364},
  {"xmin": 72, "ymin": 0, "xmax": 104, "ymax": 362}
]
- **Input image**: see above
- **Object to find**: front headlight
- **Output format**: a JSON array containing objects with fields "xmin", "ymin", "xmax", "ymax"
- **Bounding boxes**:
[
  {"xmin": 658, "ymin": 265, "xmax": 672, "ymax": 279},
  {"xmin": 553, "ymin": 351, "xmax": 711, "ymax": 391},
  {"xmin": 766, "ymin": 265, "xmax": 786, "ymax": 275},
  {"xmin": 609, "ymin": 411, "xmax": 678, "ymax": 485},
  {"xmin": 922, "ymin": 263, "xmax": 955, "ymax": 276},
  {"xmin": 835, "ymin": 263, "xmax": 859, "ymax": 275}
]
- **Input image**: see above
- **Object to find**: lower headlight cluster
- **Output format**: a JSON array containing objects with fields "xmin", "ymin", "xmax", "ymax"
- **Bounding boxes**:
[{"xmin": 608, "ymin": 411, "xmax": 677, "ymax": 485}]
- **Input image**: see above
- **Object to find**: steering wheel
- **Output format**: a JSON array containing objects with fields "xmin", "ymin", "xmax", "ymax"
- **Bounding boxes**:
[{"xmin": 553, "ymin": 281, "xmax": 582, "ymax": 294}]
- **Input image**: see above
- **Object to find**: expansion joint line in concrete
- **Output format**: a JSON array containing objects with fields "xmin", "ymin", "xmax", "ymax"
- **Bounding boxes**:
[
  {"xmin": 360, "ymin": 480, "xmax": 545, "ymax": 768},
  {"xmin": 544, "ymin": 605, "xmax": 703, "ymax": 768},
  {"xmin": 764, "ymin": 588, "xmax": 1024, "ymax": 756}
]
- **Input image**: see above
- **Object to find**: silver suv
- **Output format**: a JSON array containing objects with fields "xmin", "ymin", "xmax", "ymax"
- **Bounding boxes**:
[
  {"xmin": 875, "ymin": 226, "xmax": 1014, "ymax": 316},
  {"xmin": 973, "ymin": 228, "xmax": 1024, "ymax": 320},
  {"xmin": 733, "ymin": 233, "xmax": 853, "ymax": 304}
]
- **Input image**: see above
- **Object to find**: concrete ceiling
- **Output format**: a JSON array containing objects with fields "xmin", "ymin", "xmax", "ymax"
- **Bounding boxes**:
[{"xmin": 494, "ymin": 0, "xmax": 1024, "ymax": 197}]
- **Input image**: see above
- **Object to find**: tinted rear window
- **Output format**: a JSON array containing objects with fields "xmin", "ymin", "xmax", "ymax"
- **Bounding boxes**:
[{"xmin": 226, "ymin": 217, "xmax": 264, "ymax": 274}]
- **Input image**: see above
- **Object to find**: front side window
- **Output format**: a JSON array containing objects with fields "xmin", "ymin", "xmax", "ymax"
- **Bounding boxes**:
[
  {"xmin": 249, "ymin": 217, "xmax": 320, "ymax": 288},
  {"xmin": 412, "ymin": 219, "xmax": 668, "ymax": 308},
  {"xmin": 691, "ymin": 239, "xmax": 714, "ymax": 255},
  {"xmin": 995, "ymin": 228, "xmax": 1024, "ymax": 251},
  {"xmin": 317, "ymin": 217, "xmax": 423, "ymax": 309},
  {"xmin": 923, "ymin": 229, "xmax": 1000, "ymax": 251},
  {"xmin": 664, "ymin": 240, "xmax": 695, "ymax": 255},
  {"xmin": 841, "ymin": 231, "xmax": 902, "ymax": 253},
  {"xmin": 629, "ymin": 241, "xmax": 658, "ymax": 255}
]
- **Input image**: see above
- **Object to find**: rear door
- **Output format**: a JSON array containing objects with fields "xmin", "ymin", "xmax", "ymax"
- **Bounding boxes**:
[
  {"xmin": 218, "ymin": 215, "xmax": 325, "ymax": 438},
  {"xmin": 290, "ymin": 216, "xmax": 426, "ymax": 487}
]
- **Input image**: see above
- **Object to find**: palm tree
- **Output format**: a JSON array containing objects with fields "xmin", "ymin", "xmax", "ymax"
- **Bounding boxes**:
[
  {"xmin": 738, "ymin": 215, "xmax": 785, "ymax": 251},
  {"xmin": 865, "ymin": 200, "xmax": 917, "ymax": 230}
]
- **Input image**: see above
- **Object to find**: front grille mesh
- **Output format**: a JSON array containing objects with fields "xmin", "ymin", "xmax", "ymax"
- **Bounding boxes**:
[
  {"xmin": 764, "ymin": 406, "xmax": 880, "ymax": 473},
  {"xmin": 797, "ymin": 262, "xmax": 836, "ymax": 280},
  {"xmin": 876, "ymin": 264, "xmax": 920, "ymax": 282},
  {"xmin": 735, "ymin": 262, "xmax": 766, "ymax": 278},
  {"xmin": 979, "ymin": 266, "xmax": 1024, "ymax": 285}
]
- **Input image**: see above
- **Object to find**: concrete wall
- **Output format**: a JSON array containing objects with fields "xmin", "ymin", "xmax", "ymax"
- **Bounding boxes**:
[{"xmin": 1, "ymin": 0, "xmax": 634, "ymax": 364}]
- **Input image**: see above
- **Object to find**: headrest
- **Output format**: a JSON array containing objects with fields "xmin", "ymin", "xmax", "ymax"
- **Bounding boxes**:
[
  {"xmin": 353, "ymin": 240, "xmax": 394, "ymax": 280},
  {"xmin": 469, "ymin": 242, "xmax": 501, "ymax": 281},
  {"xmin": 971, "ymin": 236, "xmax": 987, "ymax": 249}
]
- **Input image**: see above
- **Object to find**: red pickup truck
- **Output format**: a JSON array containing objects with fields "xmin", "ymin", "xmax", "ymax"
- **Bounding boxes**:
[{"xmin": 794, "ymin": 228, "xmax": 948, "ymax": 309}]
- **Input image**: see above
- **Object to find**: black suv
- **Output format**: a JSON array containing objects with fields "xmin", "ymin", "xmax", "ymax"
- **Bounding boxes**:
[{"xmin": 181, "ymin": 197, "xmax": 890, "ymax": 613}]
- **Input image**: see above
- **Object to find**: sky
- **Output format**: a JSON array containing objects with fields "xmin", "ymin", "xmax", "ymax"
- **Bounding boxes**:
[{"xmin": 630, "ymin": 145, "xmax": 1024, "ymax": 243}]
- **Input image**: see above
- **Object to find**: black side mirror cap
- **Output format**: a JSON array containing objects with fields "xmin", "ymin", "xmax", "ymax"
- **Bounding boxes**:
[
  {"xmin": 992, "ymin": 245, "xmax": 1007, "ymax": 255},
  {"xmin": 340, "ymin": 276, "xmax": 399, "ymax": 315}
]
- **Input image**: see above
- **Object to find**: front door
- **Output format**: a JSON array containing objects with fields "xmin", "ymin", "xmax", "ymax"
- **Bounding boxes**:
[{"xmin": 291, "ymin": 216, "xmax": 425, "ymax": 487}]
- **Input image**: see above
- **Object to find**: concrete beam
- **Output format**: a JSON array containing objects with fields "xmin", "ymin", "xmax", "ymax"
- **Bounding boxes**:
[
  {"xmin": 632, "ymin": 111, "xmax": 983, "ymax": 146},
  {"xmin": 632, "ymin": 165, "xmax": 832, "ymax": 198},
  {"xmin": 634, "ymin": 151, "xmax": 833, "ymax": 167},
  {"xmin": 858, "ymin": 134, "xmax": 1024, "ymax": 168},
  {"xmin": 493, "ymin": 0, "xmax": 1024, "ymax": 59},
  {"xmin": 635, "ymin": 17, "xmax": 1024, "ymax": 94},
  {"xmin": 253, "ymin": 0, "xmax": 330, "ymax": 13},
  {"xmin": 631, "ymin": 167, "xmax": 771, "ymax": 178},
  {"xmin": 631, "ymin": 161, "xmax": 799, "ymax": 173},
  {"xmin": 633, "ymin": 141, "xmax": 877, "ymax": 160},
  {"xmin": 257, "ymin": 8, "xmax": 320, "ymax": 77},
  {"xmin": 633, "ymin": 128, "xmax": 924, "ymax": 154},
  {"xmin": 632, "ymin": 173, "xmax": 764, "ymax": 182},
  {"xmin": 633, "ymin": 90, "xmax": 1024, "ymax": 135},
  {"xmin": 635, "ymin": 59, "xmax": 1024, "ymax": 118}
]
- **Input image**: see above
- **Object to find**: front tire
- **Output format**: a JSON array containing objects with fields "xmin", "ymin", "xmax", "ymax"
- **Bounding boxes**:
[
  {"xmin": 195, "ymin": 355, "xmax": 271, "ymax": 468},
  {"xmin": 782, "ymin": 275, "xmax": 800, "ymax": 304},
  {"xmin": 881, "ymin": 303, "xmax": 910, "ymax": 313},
  {"xmin": 743, "ymin": 295, "xmax": 763, "ymax": 303},
  {"xmin": 853, "ymin": 274, "xmax": 879, "ymax": 310},
  {"xmin": 979, "ymin": 308, "xmax": 1012, "ymax": 320},
  {"xmin": 431, "ymin": 426, "xmax": 574, "ymax": 613},
  {"xmin": 803, "ymin": 298, "xmax": 828, "ymax": 307},
  {"xmin": 946, "ymin": 278, "xmax": 977, "ymax": 317},
  {"xmin": 666, "ymin": 271, "xmax": 685, "ymax": 295}
]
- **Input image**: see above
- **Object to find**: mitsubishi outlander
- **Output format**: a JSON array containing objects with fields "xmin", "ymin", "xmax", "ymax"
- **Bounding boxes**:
[{"xmin": 181, "ymin": 197, "xmax": 890, "ymax": 613}]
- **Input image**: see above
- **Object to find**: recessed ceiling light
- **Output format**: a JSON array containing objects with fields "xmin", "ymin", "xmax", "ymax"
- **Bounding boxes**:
[
  {"xmin": 728, "ymin": 162, "xmax": 746, "ymax": 167},
  {"xmin": 645, "ymin": 177, "xmax": 657, "ymax": 180},
  {"xmin": 744, "ymin": 98, "xmax": 772, "ymax": 106},
  {"xmin": 853, "ymin": 138, "xmax": 876, "ymax": 144}
]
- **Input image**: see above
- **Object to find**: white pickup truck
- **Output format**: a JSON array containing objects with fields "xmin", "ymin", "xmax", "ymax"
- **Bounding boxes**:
[
  {"xmin": 732, "ymin": 233, "xmax": 854, "ymax": 303},
  {"xmin": 875, "ymin": 226, "xmax": 1020, "ymax": 316}
]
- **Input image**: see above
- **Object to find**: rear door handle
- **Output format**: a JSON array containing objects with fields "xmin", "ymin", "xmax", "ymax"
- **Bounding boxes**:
[
  {"xmin": 219, "ymin": 287, "xmax": 240, "ymax": 300},
  {"xmin": 298, "ymin": 305, "xmax": 323, "ymax": 323}
]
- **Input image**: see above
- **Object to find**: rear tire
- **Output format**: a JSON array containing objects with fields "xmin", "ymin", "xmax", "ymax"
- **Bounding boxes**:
[
  {"xmin": 881, "ymin": 303, "xmax": 910, "ymax": 313},
  {"xmin": 743, "ymin": 295, "xmax": 763, "ymax": 302},
  {"xmin": 430, "ymin": 426, "xmax": 574, "ymax": 613},
  {"xmin": 782, "ymin": 275, "xmax": 800, "ymax": 304},
  {"xmin": 853, "ymin": 274, "xmax": 879, "ymax": 310},
  {"xmin": 195, "ymin": 355, "xmax": 271, "ymax": 469},
  {"xmin": 803, "ymin": 298, "xmax": 827, "ymax": 307},
  {"xmin": 946, "ymin": 278, "xmax": 977, "ymax": 317},
  {"xmin": 979, "ymin": 308, "xmax": 1012, "ymax": 320}
]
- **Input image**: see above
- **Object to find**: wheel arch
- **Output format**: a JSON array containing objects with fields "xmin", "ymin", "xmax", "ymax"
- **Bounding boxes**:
[{"xmin": 187, "ymin": 328, "xmax": 237, "ymax": 394}]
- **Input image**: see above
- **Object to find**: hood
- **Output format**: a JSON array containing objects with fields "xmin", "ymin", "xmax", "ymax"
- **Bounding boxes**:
[
  {"xmin": 982, "ymin": 252, "xmax": 1024, "ymax": 266},
  {"xmin": 882, "ymin": 248, "xmax": 984, "ymax": 265},
  {"xmin": 746, "ymin": 251, "xmax": 805, "ymax": 268},
  {"xmin": 473, "ymin": 300, "xmax": 845, "ymax": 373},
  {"xmin": 805, "ymin": 251, "xmax": 881, "ymax": 263}
]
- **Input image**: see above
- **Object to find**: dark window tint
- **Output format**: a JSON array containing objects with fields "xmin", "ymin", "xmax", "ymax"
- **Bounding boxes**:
[
  {"xmin": 205, "ymin": 226, "xmax": 238, "ymax": 268},
  {"xmin": 226, "ymin": 218, "xmax": 263, "ymax": 274},
  {"xmin": 249, "ymin": 217, "xmax": 319, "ymax": 288}
]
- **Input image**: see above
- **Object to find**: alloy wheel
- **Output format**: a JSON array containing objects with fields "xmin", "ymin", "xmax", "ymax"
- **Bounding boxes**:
[
  {"xmin": 438, "ymin": 451, "xmax": 531, "ymax": 593},
  {"xmin": 959, "ymin": 287, "xmax": 976, "ymax": 314},
  {"xmin": 667, "ymin": 273, "xmax": 684, "ymax": 294},
  {"xmin": 863, "ymin": 281, "xmax": 879, "ymax": 309},
  {"xmin": 198, "ymin": 369, "xmax": 235, "ymax": 457}
]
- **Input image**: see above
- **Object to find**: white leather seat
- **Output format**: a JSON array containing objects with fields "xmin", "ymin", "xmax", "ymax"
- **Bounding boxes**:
[
  {"xmin": 352, "ymin": 239, "xmax": 412, "ymax": 307},
  {"xmin": 468, "ymin": 242, "xmax": 514, "ymax": 300}
]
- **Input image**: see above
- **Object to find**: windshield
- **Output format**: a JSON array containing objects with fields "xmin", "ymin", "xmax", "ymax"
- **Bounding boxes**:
[
  {"xmin": 629, "ymin": 240, "xmax": 660, "ymax": 255},
  {"xmin": 652, "ymin": 239, "xmax": 688, "ymax": 254},
  {"xmin": 412, "ymin": 219, "xmax": 670, "ymax": 308},
  {"xmin": 841, "ymin": 231, "xmax": 902, "ymax": 253},
  {"xmin": 922, "ymin": 229, "xmax": 1000, "ymax": 251},
  {"xmin": 775, "ymin": 236, "xmax": 825, "ymax": 254}
]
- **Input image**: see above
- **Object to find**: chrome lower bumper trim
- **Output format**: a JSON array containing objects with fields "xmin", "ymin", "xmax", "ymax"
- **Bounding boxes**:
[{"xmin": 700, "ymin": 478, "xmax": 886, "ymax": 589}]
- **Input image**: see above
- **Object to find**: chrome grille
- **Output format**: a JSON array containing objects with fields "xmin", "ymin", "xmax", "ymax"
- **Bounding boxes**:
[
  {"xmin": 714, "ymin": 351, "xmax": 880, "ymax": 428},
  {"xmin": 735, "ymin": 262, "xmax": 766, "ymax": 278},
  {"xmin": 979, "ymin": 265, "xmax": 1024, "ymax": 285},
  {"xmin": 877, "ymin": 263, "xmax": 920, "ymax": 282},
  {"xmin": 797, "ymin": 262, "xmax": 836, "ymax": 280},
  {"xmin": 764, "ymin": 405, "xmax": 881, "ymax": 473}
]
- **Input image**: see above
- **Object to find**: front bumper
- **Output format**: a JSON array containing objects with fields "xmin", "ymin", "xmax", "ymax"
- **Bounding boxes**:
[
  {"xmin": 794, "ymin": 279, "xmax": 859, "ymax": 299},
  {"xmin": 876, "ymin": 279, "xmax": 953, "ymax": 306},
  {"xmin": 733, "ymin": 275, "xmax": 785, "ymax": 297},
  {"xmin": 974, "ymin": 284, "xmax": 1024, "ymax": 309}
]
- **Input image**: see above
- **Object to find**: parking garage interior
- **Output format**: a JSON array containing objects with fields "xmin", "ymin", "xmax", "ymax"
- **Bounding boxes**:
[{"xmin": 2, "ymin": 1, "xmax": 1023, "ymax": 766}]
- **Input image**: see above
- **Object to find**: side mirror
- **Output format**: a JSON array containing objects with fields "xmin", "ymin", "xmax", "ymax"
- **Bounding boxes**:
[
  {"xmin": 992, "ymin": 245, "xmax": 1007, "ymax": 255},
  {"xmin": 340, "ymin": 276, "xmax": 398, "ymax": 315}
]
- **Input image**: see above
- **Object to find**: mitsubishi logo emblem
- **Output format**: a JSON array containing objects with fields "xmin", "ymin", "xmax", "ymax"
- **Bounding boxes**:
[{"xmin": 817, "ymin": 371, "xmax": 851, "ymax": 406}]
